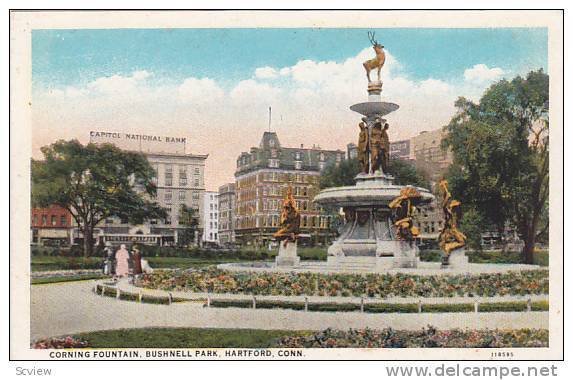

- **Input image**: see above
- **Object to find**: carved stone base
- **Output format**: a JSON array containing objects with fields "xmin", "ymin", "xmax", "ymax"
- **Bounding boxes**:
[
  {"xmin": 275, "ymin": 241, "xmax": 300, "ymax": 267},
  {"xmin": 326, "ymin": 241, "xmax": 419, "ymax": 270}
]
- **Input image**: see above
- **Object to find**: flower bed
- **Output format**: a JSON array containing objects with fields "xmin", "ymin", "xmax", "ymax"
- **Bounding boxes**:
[
  {"xmin": 275, "ymin": 327, "xmax": 549, "ymax": 348},
  {"xmin": 32, "ymin": 336, "xmax": 89, "ymax": 349},
  {"xmin": 136, "ymin": 268, "xmax": 549, "ymax": 298}
]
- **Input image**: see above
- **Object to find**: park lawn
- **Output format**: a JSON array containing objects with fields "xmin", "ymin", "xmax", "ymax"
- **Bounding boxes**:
[
  {"xmin": 75, "ymin": 327, "xmax": 312, "ymax": 348},
  {"xmin": 31, "ymin": 256, "xmax": 248, "ymax": 272},
  {"xmin": 31, "ymin": 248, "xmax": 548, "ymax": 272}
]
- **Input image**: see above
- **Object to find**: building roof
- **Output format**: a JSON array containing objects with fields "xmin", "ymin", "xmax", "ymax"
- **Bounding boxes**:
[{"xmin": 236, "ymin": 132, "xmax": 344, "ymax": 176}]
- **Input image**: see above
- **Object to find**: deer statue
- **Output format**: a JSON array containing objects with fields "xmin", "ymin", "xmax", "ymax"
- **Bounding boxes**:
[{"xmin": 362, "ymin": 31, "xmax": 386, "ymax": 83}]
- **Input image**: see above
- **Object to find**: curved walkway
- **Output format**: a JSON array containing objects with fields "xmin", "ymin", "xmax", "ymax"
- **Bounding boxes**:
[{"xmin": 31, "ymin": 280, "xmax": 548, "ymax": 341}]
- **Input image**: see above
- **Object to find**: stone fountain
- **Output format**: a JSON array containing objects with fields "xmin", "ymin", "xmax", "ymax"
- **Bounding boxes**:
[{"xmin": 313, "ymin": 44, "xmax": 434, "ymax": 271}]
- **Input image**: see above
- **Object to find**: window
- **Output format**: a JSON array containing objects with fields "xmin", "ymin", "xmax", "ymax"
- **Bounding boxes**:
[
  {"xmin": 41, "ymin": 215, "xmax": 47, "ymax": 225},
  {"xmin": 165, "ymin": 165, "xmax": 173, "ymax": 186},
  {"xmin": 194, "ymin": 167, "xmax": 200, "ymax": 174},
  {"xmin": 165, "ymin": 190, "xmax": 172, "ymax": 204},
  {"xmin": 192, "ymin": 192, "xmax": 200, "ymax": 200},
  {"xmin": 194, "ymin": 178, "xmax": 200, "ymax": 187},
  {"xmin": 51, "ymin": 215, "xmax": 57, "ymax": 226},
  {"xmin": 295, "ymin": 161, "xmax": 302, "ymax": 170},
  {"xmin": 180, "ymin": 177, "xmax": 187, "ymax": 186},
  {"xmin": 33, "ymin": 215, "xmax": 38, "ymax": 225},
  {"xmin": 179, "ymin": 191, "xmax": 186, "ymax": 201},
  {"xmin": 269, "ymin": 159, "xmax": 279, "ymax": 168}
]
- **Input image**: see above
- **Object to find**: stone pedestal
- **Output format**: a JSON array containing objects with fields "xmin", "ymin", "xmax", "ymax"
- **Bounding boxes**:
[
  {"xmin": 275, "ymin": 241, "xmax": 300, "ymax": 267},
  {"xmin": 442, "ymin": 248, "xmax": 469, "ymax": 269},
  {"xmin": 447, "ymin": 248, "xmax": 469, "ymax": 269}
]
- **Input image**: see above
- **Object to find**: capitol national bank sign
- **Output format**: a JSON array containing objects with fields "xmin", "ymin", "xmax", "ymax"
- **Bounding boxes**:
[{"xmin": 89, "ymin": 131, "xmax": 187, "ymax": 154}]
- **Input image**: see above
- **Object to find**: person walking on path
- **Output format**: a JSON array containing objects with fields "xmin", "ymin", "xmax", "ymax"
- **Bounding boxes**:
[{"xmin": 114, "ymin": 244, "xmax": 130, "ymax": 278}]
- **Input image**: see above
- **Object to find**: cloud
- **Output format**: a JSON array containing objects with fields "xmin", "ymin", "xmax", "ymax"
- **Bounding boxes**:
[
  {"xmin": 254, "ymin": 66, "xmax": 279, "ymax": 79},
  {"xmin": 178, "ymin": 77, "xmax": 224, "ymax": 104},
  {"xmin": 86, "ymin": 70, "xmax": 152, "ymax": 94},
  {"xmin": 464, "ymin": 64, "xmax": 505, "ymax": 84}
]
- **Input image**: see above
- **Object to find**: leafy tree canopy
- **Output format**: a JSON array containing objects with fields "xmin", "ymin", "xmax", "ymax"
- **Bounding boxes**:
[
  {"xmin": 319, "ymin": 157, "xmax": 429, "ymax": 189},
  {"xmin": 32, "ymin": 140, "xmax": 167, "ymax": 256},
  {"xmin": 443, "ymin": 69, "xmax": 549, "ymax": 263}
]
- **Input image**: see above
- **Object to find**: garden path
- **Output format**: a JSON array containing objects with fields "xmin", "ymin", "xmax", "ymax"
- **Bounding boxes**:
[{"xmin": 31, "ymin": 281, "xmax": 548, "ymax": 341}]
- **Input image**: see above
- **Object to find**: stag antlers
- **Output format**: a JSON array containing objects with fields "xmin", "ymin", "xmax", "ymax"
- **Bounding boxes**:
[{"xmin": 368, "ymin": 31, "xmax": 380, "ymax": 47}]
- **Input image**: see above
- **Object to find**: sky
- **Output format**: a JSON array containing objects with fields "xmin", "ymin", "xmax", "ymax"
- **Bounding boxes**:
[{"xmin": 31, "ymin": 28, "xmax": 548, "ymax": 190}]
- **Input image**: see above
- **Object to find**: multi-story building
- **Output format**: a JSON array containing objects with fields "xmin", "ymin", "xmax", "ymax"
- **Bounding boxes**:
[
  {"xmin": 202, "ymin": 191, "xmax": 219, "ymax": 244},
  {"xmin": 31, "ymin": 205, "xmax": 74, "ymax": 246},
  {"xmin": 389, "ymin": 139, "xmax": 411, "ymax": 160},
  {"xmin": 346, "ymin": 140, "xmax": 412, "ymax": 162},
  {"xmin": 346, "ymin": 143, "xmax": 358, "ymax": 160},
  {"xmin": 410, "ymin": 129, "xmax": 453, "ymax": 182},
  {"xmin": 234, "ymin": 131, "xmax": 344, "ymax": 246},
  {"xmin": 88, "ymin": 131, "xmax": 207, "ymax": 246},
  {"xmin": 218, "ymin": 183, "xmax": 236, "ymax": 245}
]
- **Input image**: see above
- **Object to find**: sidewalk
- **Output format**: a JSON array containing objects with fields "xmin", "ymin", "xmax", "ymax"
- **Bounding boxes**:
[{"xmin": 31, "ymin": 280, "xmax": 548, "ymax": 341}]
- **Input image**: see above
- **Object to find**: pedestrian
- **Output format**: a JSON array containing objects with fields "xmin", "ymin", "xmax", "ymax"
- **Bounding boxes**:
[
  {"xmin": 103, "ymin": 242, "xmax": 115, "ymax": 276},
  {"xmin": 131, "ymin": 244, "xmax": 143, "ymax": 276},
  {"xmin": 115, "ymin": 244, "xmax": 130, "ymax": 278}
]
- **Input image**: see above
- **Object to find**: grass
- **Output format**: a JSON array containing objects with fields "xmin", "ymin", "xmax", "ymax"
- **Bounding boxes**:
[
  {"xmin": 31, "ymin": 248, "xmax": 549, "ymax": 273},
  {"xmin": 75, "ymin": 327, "xmax": 312, "ymax": 348}
]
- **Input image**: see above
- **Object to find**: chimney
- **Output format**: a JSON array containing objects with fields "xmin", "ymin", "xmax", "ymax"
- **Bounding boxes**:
[{"xmin": 300, "ymin": 144, "xmax": 304, "ymax": 149}]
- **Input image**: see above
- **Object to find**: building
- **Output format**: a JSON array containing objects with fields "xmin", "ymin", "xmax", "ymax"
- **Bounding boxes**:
[
  {"xmin": 31, "ymin": 205, "xmax": 74, "ymax": 246},
  {"xmin": 88, "ymin": 131, "xmax": 207, "ymax": 246},
  {"xmin": 389, "ymin": 139, "xmax": 411, "ymax": 160},
  {"xmin": 202, "ymin": 191, "xmax": 219, "ymax": 244},
  {"xmin": 413, "ymin": 200, "xmax": 443, "ymax": 241},
  {"xmin": 410, "ymin": 129, "xmax": 453, "ymax": 181},
  {"xmin": 234, "ymin": 131, "xmax": 344, "ymax": 246},
  {"xmin": 346, "ymin": 143, "xmax": 358, "ymax": 160},
  {"xmin": 218, "ymin": 183, "xmax": 236, "ymax": 245},
  {"xmin": 347, "ymin": 140, "xmax": 412, "ymax": 162}
]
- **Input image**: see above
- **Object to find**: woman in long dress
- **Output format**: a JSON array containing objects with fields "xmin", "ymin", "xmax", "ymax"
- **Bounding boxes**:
[{"xmin": 115, "ymin": 244, "xmax": 130, "ymax": 277}]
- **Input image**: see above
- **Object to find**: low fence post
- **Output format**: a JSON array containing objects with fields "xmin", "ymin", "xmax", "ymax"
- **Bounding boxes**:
[
  {"xmin": 304, "ymin": 297, "xmax": 308, "ymax": 312},
  {"xmin": 116, "ymin": 288, "xmax": 121, "ymax": 299},
  {"xmin": 360, "ymin": 297, "xmax": 364, "ymax": 313},
  {"xmin": 101, "ymin": 286, "xmax": 106, "ymax": 296},
  {"xmin": 207, "ymin": 295, "xmax": 211, "ymax": 308},
  {"xmin": 418, "ymin": 300, "xmax": 422, "ymax": 313},
  {"xmin": 527, "ymin": 298, "xmax": 532, "ymax": 312},
  {"xmin": 253, "ymin": 296, "xmax": 257, "ymax": 309},
  {"xmin": 93, "ymin": 283, "xmax": 97, "ymax": 294},
  {"xmin": 474, "ymin": 301, "xmax": 479, "ymax": 313},
  {"xmin": 168, "ymin": 292, "xmax": 173, "ymax": 305},
  {"xmin": 138, "ymin": 291, "xmax": 143, "ymax": 303}
]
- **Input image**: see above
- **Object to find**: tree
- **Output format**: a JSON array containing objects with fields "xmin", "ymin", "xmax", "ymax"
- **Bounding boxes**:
[
  {"xmin": 443, "ymin": 70, "xmax": 549, "ymax": 263},
  {"xmin": 319, "ymin": 157, "xmax": 429, "ymax": 189},
  {"xmin": 178, "ymin": 204, "xmax": 199, "ymax": 246},
  {"xmin": 31, "ymin": 140, "xmax": 167, "ymax": 256}
]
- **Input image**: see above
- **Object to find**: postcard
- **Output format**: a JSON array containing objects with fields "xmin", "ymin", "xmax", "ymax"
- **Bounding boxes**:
[{"xmin": 9, "ymin": 9, "xmax": 563, "ymax": 361}]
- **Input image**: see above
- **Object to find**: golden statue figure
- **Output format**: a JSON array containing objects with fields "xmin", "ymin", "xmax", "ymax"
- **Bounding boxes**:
[
  {"xmin": 370, "ymin": 120, "xmax": 390, "ymax": 174},
  {"xmin": 389, "ymin": 187, "xmax": 421, "ymax": 241},
  {"xmin": 357, "ymin": 121, "xmax": 370, "ymax": 173},
  {"xmin": 363, "ymin": 31, "xmax": 386, "ymax": 83},
  {"xmin": 273, "ymin": 186, "xmax": 301, "ymax": 247},
  {"xmin": 438, "ymin": 180, "xmax": 466, "ymax": 258}
]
